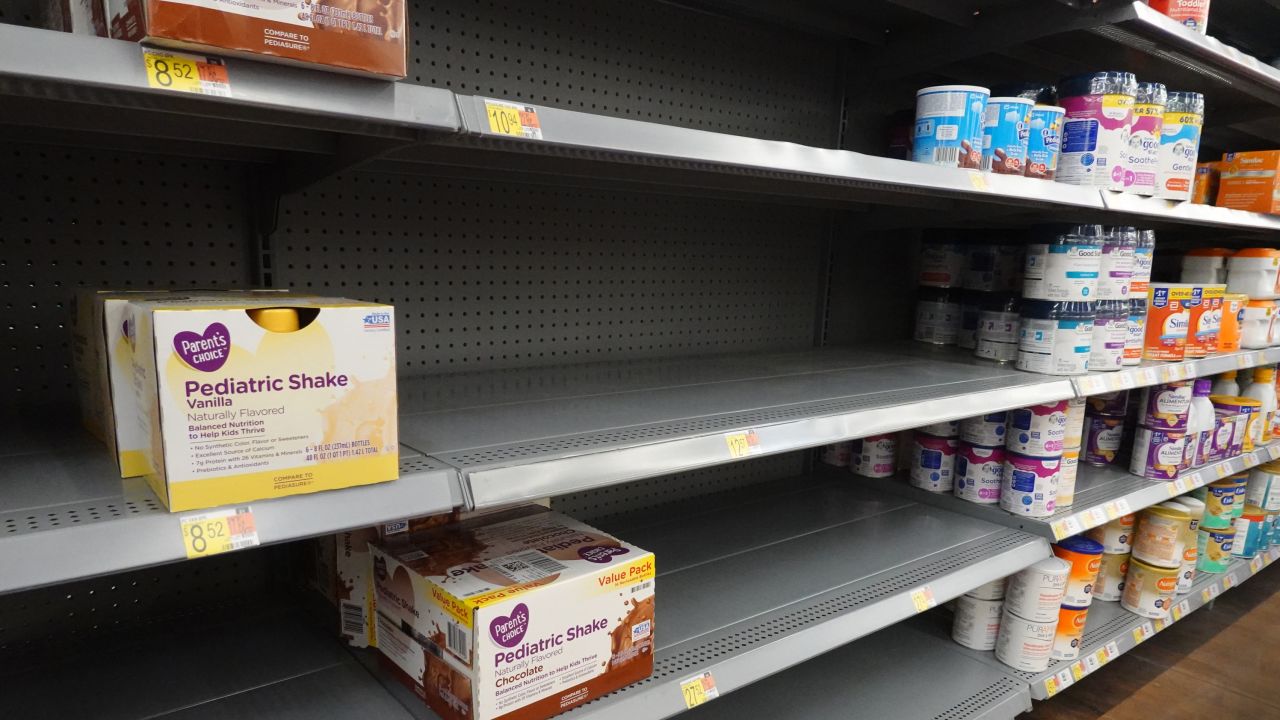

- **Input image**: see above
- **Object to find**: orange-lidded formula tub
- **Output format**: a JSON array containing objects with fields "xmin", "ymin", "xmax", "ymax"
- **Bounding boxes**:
[
  {"xmin": 1186, "ymin": 284, "xmax": 1226, "ymax": 357},
  {"xmin": 1053, "ymin": 535, "xmax": 1104, "ymax": 607},
  {"xmin": 1145, "ymin": 283, "xmax": 1195, "ymax": 361},
  {"xmin": 1050, "ymin": 604, "xmax": 1090, "ymax": 660},
  {"xmin": 1218, "ymin": 293, "xmax": 1249, "ymax": 352}
]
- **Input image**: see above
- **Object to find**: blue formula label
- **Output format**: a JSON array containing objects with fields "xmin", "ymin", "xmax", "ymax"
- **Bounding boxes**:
[
  {"xmin": 1157, "ymin": 111, "xmax": 1203, "ymax": 200},
  {"xmin": 1025, "ymin": 106, "xmax": 1064, "ymax": 180},
  {"xmin": 914, "ymin": 86, "xmax": 988, "ymax": 169},
  {"xmin": 982, "ymin": 99, "xmax": 1033, "ymax": 175}
]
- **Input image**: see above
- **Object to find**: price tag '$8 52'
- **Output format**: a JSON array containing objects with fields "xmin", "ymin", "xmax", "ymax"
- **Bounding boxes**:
[
  {"xmin": 143, "ymin": 48, "xmax": 231, "ymax": 97},
  {"xmin": 180, "ymin": 507, "xmax": 259, "ymax": 559}
]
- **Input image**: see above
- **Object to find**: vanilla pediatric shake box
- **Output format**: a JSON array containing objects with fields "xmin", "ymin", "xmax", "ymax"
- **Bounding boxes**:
[
  {"xmin": 129, "ymin": 295, "xmax": 398, "ymax": 511},
  {"xmin": 371, "ymin": 509, "xmax": 655, "ymax": 720}
]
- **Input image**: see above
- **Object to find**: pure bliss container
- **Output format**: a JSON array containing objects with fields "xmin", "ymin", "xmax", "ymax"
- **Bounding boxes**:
[
  {"xmin": 1087, "ymin": 514, "xmax": 1136, "ymax": 554},
  {"xmin": 1017, "ymin": 300, "xmax": 1095, "ymax": 376},
  {"xmin": 952, "ymin": 595, "xmax": 1005, "ymax": 651},
  {"xmin": 1097, "ymin": 226, "xmax": 1136, "ymax": 300},
  {"xmin": 1000, "ymin": 453, "xmax": 1060, "ymax": 517},
  {"xmin": 1129, "ymin": 83, "xmax": 1167, "ymax": 195},
  {"xmin": 1058, "ymin": 71, "xmax": 1138, "ymax": 191},
  {"xmin": 995, "ymin": 608, "xmax": 1056, "ymax": 672},
  {"xmin": 961, "ymin": 412, "xmax": 1008, "ymax": 446},
  {"xmin": 909, "ymin": 431, "xmax": 958, "ymax": 492},
  {"xmin": 1050, "ymin": 605, "xmax": 1090, "ymax": 661},
  {"xmin": 1124, "ymin": 298, "xmax": 1147, "ymax": 366},
  {"xmin": 1121, "ymin": 557, "xmax": 1179, "ymax": 619},
  {"xmin": 1053, "ymin": 536, "xmax": 1105, "ymax": 607},
  {"xmin": 982, "ymin": 97, "xmax": 1034, "ymax": 174},
  {"xmin": 954, "ymin": 443, "xmax": 1005, "ymax": 504},
  {"xmin": 1006, "ymin": 401, "xmax": 1069, "ymax": 456},
  {"xmin": 1156, "ymin": 91, "xmax": 1205, "ymax": 201},
  {"xmin": 1140, "ymin": 381, "xmax": 1192, "ymax": 430},
  {"xmin": 1144, "ymin": 283, "xmax": 1194, "ymax": 361},
  {"xmin": 1132, "ymin": 503, "xmax": 1191, "ymax": 569},
  {"xmin": 914, "ymin": 85, "xmax": 990, "ymax": 169},
  {"xmin": 976, "ymin": 294, "xmax": 1021, "ymax": 362},
  {"xmin": 1023, "ymin": 228, "xmax": 1104, "ymax": 301},
  {"xmin": 1084, "ymin": 414, "xmax": 1125, "ymax": 466},
  {"xmin": 1094, "ymin": 552, "xmax": 1130, "ymax": 601},
  {"xmin": 1089, "ymin": 299, "xmax": 1127, "ymax": 372},
  {"xmin": 1004, "ymin": 556, "xmax": 1071, "ymax": 622},
  {"xmin": 1130, "ymin": 426, "xmax": 1188, "ymax": 480},
  {"xmin": 967, "ymin": 578, "xmax": 1007, "ymax": 601},
  {"xmin": 1024, "ymin": 104, "xmax": 1065, "ymax": 180},
  {"xmin": 850, "ymin": 434, "xmax": 897, "ymax": 478}
]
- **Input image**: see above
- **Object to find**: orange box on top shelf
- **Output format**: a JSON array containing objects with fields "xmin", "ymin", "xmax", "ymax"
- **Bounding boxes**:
[{"xmin": 1216, "ymin": 151, "xmax": 1280, "ymax": 215}]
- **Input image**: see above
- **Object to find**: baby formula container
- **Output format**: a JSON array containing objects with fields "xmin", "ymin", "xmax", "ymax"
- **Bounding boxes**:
[
  {"xmin": 1196, "ymin": 525, "xmax": 1235, "ymax": 573},
  {"xmin": 1017, "ymin": 300, "xmax": 1095, "ymax": 376},
  {"xmin": 1132, "ymin": 503, "xmax": 1190, "ymax": 569},
  {"xmin": 1094, "ymin": 551, "xmax": 1130, "ymax": 601},
  {"xmin": 1058, "ymin": 71, "xmax": 1138, "ymax": 191},
  {"xmin": 1024, "ymin": 104, "xmax": 1065, "ymax": 180},
  {"xmin": 1123, "ymin": 298, "xmax": 1147, "ymax": 366},
  {"xmin": 1156, "ymin": 91, "xmax": 1204, "ymax": 201},
  {"xmin": 976, "ymin": 293, "xmax": 1021, "ymax": 362},
  {"xmin": 1130, "ymin": 426, "xmax": 1188, "ymax": 480},
  {"xmin": 850, "ymin": 434, "xmax": 897, "ymax": 478},
  {"xmin": 1189, "ymin": 379, "xmax": 1216, "ymax": 467},
  {"xmin": 1004, "ymin": 556, "xmax": 1071, "ymax": 622},
  {"xmin": 1149, "ymin": 0, "xmax": 1212, "ymax": 33},
  {"xmin": 1130, "ymin": 229, "xmax": 1156, "ymax": 297},
  {"xmin": 1213, "ymin": 370, "xmax": 1240, "ymax": 398},
  {"xmin": 964, "ymin": 245, "xmax": 1022, "ymax": 292},
  {"xmin": 959, "ymin": 290, "xmax": 982, "ymax": 349},
  {"xmin": 1097, "ymin": 226, "xmax": 1136, "ymax": 300},
  {"xmin": 1058, "ymin": 447, "xmax": 1080, "ymax": 507},
  {"xmin": 820, "ymin": 442, "xmax": 852, "ymax": 467},
  {"xmin": 1084, "ymin": 414, "xmax": 1125, "ymax": 466},
  {"xmin": 1181, "ymin": 248, "xmax": 1232, "ymax": 285},
  {"xmin": 954, "ymin": 442, "xmax": 1005, "ymax": 504},
  {"xmin": 1212, "ymin": 396, "xmax": 1261, "ymax": 452},
  {"xmin": 961, "ymin": 412, "xmax": 1008, "ymax": 446},
  {"xmin": 1000, "ymin": 453, "xmax": 1060, "ymax": 517},
  {"xmin": 1089, "ymin": 299, "xmax": 1128, "ymax": 371},
  {"xmin": 994, "ymin": 608, "xmax": 1057, "ymax": 672},
  {"xmin": 1202, "ymin": 476, "xmax": 1248, "ymax": 528},
  {"xmin": 1121, "ymin": 557, "xmax": 1179, "ymax": 618},
  {"xmin": 915, "ymin": 287, "xmax": 961, "ymax": 345},
  {"xmin": 1167, "ymin": 497, "xmax": 1204, "ymax": 593},
  {"xmin": 1246, "ymin": 462, "xmax": 1280, "ymax": 511},
  {"xmin": 1128, "ymin": 82, "xmax": 1166, "ymax": 196},
  {"xmin": 1144, "ymin": 283, "xmax": 1194, "ymax": 361},
  {"xmin": 1087, "ymin": 514, "xmax": 1136, "ymax": 554},
  {"xmin": 919, "ymin": 236, "xmax": 967, "ymax": 287},
  {"xmin": 1241, "ymin": 300, "xmax": 1276, "ymax": 350},
  {"xmin": 967, "ymin": 577, "xmax": 1007, "ymax": 601},
  {"xmin": 1024, "ymin": 230, "xmax": 1104, "ymax": 302},
  {"xmin": 1086, "ymin": 389, "xmax": 1129, "ymax": 418},
  {"xmin": 1227, "ymin": 248, "xmax": 1280, "ymax": 300},
  {"xmin": 914, "ymin": 85, "xmax": 990, "ymax": 169},
  {"xmin": 1006, "ymin": 401, "xmax": 1069, "ymax": 456},
  {"xmin": 910, "ymin": 432, "xmax": 958, "ymax": 492},
  {"xmin": 1053, "ymin": 536, "xmax": 1105, "ymax": 607},
  {"xmin": 1140, "ymin": 381, "xmax": 1192, "ymax": 431},
  {"xmin": 918, "ymin": 420, "xmax": 960, "ymax": 438},
  {"xmin": 1185, "ymin": 284, "xmax": 1225, "ymax": 358},
  {"xmin": 982, "ymin": 97, "xmax": 1034, "ymax": 174},
  {"xmin": 1064, "ymin": 396, "xmax": 1088, "ymax": 448},
  {"xmin": 952, "ymin": 595, "xmax": 1005, "ymax": 651},
  {"xmin": 1232, "ymin": 505, "xmax": 1267, "ymax": 558},
  {"xmin": 1050, "ymin": 605, "xmax": 1090, "ymax": 660}
]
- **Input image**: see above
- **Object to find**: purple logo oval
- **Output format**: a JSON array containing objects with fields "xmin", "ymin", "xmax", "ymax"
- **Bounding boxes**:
[
  {"xmin": 577, "ymin": 545, "xmax": 630, "ymax": 564},
  {"xmin": 174, "ymin": 323, "xmax": 231, "ymax": 372},
  {"xmin": 490, "ymin": 602, "xmax": 529, "ymax": 648}
]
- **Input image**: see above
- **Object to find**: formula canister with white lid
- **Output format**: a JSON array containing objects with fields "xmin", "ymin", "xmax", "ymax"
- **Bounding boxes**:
[
  {"xmin": 1087, "ymin": 514, "xmax": 1136, "ymax": 554},
  {"xmin": 954, "ymin": 442, "xmax": 1004, "ymax": 504},
  {"xmin": 952, "ymin": 595, "xmax": 1005, "ymax": 651},
  {"xmin": 850, "ymin": 434, "xmax": 897, "ymax": 478},
  {"xmin": 966, "ymin": 577, "xmax": 1007, "ymax": 601},
  {"xmin": 976, "ymin": 293, "xmax": 1021, "ymax": 363},
  {"xmin": 1004, "ymin": 556, "xmax": 1071, "ymax": 623},
  {"xmin": 1132, "ymin": 503, "xmax": 1190, "ymax": 569},
  {"xmin": 1000, "ymin": 453, "xmax": 1060, "ymax": 517},
  {"xmin": 919, "ymin": 236, "xmax": 967, "ymax": 288},
  {"xmin": 995, "ymin": 607, "xmax": 1057, "ymax": 672},
  {"xmin": 1006, "ymin": 401, "xmax": 1069, "ymax": 456},
  {"xmin": 1128, "ymin": 83, "xmax": 1166, "ymax": 196},
  {"xmin": 1123, "ymin": 297, "xmax": 1147, "ymax": 366},
  {"xmin": 915, "ymin": 287, "xmax": 962, "ymax": 345},
  {"xmin": 961, "ymin": 412, "xmax": 1008, "ymax": 446}
]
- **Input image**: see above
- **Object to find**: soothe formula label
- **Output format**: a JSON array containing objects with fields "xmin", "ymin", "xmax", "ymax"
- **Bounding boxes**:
[{"xmin": 130, "ymin": 296, "xmax": 398, "ymax": 511}]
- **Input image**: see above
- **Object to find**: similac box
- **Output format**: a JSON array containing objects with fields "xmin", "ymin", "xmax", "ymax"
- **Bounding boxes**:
[
  {"xmin": 371, "ymin": 509, "xmax": 656, "ymax": 720},
  {"xmin": 129, "ymin": 295, "xmax": 398, "ymax": 511},
  {"xmin": 1217, "ymin": 151, "xmax": 1280, "ymax": 215}
]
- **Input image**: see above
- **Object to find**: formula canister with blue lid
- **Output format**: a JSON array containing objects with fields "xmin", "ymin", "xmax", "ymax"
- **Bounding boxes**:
[
  {"xmin": 914, "ymin": 85, "xmax": 990, "ymax": 169},
  {"xmin": 1016, "ymin": 300, "xmax": 1096, "ymax": 376},
  {"xmin": 1057, "ymin": 72, "xmax": 1138, "ymax": 191},
  {"xmin": 976, "ymin": 293, "xmax": 1021, "ymax": 363},
  {"xmin": 1128, "ymin": 82, "xmax": 1167, "ymax": 196},
  {"xmin": 1157, "ymin": 91, "xmax": 1205, "ymax": 201},
  {"xmin": 1023, "ymin": 227, "xmax": 1104, "ymax": 301},
  {"xmin": 1089, "ymin": 299, "xmax": 1128, "ymax": 372},
  {"xmin": 982, "ymin": 96, "xmax": 1034, "ymax": 175},
  {"xmin": 1025, "ymin": 105, "xmax": 1066, "ymax": 180}
]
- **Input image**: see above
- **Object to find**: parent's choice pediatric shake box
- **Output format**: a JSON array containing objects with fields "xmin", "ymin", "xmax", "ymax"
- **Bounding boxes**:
[
  {"xmin": 371, "ymin": 509, "xmax": 656, "ymax": 720},
  {"xmin": 130, "ymin": 296, "xmax": 398, "ymax": 511}
]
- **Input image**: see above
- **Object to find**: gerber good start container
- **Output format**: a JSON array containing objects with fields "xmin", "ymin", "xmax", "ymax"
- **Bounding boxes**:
[
  {"xmin": 1000, "ymin": 453, "xmax": 1060, "ymax": 517},
  {"xmin": 1058, "ymin": 72, "xmax": 1138, "ymax": 191},
  {"xmin": 1156, "ymin": 91, "xmax": 1204, "ymax": 201},
  {"xmin": 1006, "ymin": 401, "xmax": 1069, "ymax": 456},
  {"xmin": 1128, "ymin": 82, "xmax": 1167, "ymax": 196},
  {"xmin": 1017, "ymin": 300, "xmax": 1095, "ymax": 376},
  {"xmin": 1024, "ymin": 229, "xmax": 1104, "ymax": 302}
]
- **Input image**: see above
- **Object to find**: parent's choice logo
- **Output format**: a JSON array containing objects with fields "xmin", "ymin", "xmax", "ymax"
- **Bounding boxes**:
[
  {"xmin": 490, "ymin": 602, "xmax": 529, "ymax": 647},
  {"xmin": 175, "ymin": 323, "xmax": 231, "ymax": 372}
]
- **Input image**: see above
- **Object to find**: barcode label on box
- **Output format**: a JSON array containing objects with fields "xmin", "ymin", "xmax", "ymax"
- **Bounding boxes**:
[
  {"xmin": 490, "ymin": 550, "xmax": 569, "ymax": 583},
  {"xmin": 340, "ymin": 601, "xmax": 365, "ymax": 636},
  {"xmin": 446, "ymin": 621, "xmax": 470, "ymax": 658}
]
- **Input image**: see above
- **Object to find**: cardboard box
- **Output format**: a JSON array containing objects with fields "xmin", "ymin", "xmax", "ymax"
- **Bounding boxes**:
[
  {"xmin": 306, "ymin": 528, "xmax": 380, "ymax": 647},
  {"xmin": 1191, "ymin": 161, "xmax": 1223, "ymax": 205},
  {"xmin": 129, "ymin": 295, "xmax": 398, "ymax": 511},
  {"xmin": 1217, "ymin": 151, "xmax": 1280, "ymax": 215},
  {"xmin": 371, "ymin": 509, "xmax": 655, "ymax": 720},
  {"xmin": 39, "ymin": 0, "xmax": 109, "ymax": 35},
  {"xmin": 105, "ymin": 0, "xmax": 406, "ymax": 79}
]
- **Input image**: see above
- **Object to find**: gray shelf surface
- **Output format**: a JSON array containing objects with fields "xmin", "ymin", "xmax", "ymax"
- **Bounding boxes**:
[
  {"xmin": 1072, "ymin": 347, "xmax": 1280, "ymax": 397},
  {"xmin": 397, "ymin": 345, "xmax": 1076, "ymax": 508},
  {"xmin": 873, "ymin": 441, "xmax": 1280, "ymax": 542},
  {"xmin": 0, "ymin": 434, "xmax": 463, "ymax": 595},
  {"xmin": 558, "ymin": 477, "xmax": 1049, "ymax": 720},
  {"xmin": 683, "ymin": 622, "xmax": 1030, "ymax": 720},
  {"xmin": 940, "ymin": 548, "xmax": 1280, "ymax": 702}
]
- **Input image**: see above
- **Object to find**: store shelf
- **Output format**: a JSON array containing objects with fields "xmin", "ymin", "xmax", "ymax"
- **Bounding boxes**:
[
  {"xmin": 684, "ymin": 622, "xmax": 1031, "ymax": 720},
  {"xmin": 0, "ymin": 606, "xmax": 418, "ymax": 720},
  {"xmin": 0, "ymin": 437, "xmax": 463, "ymax": 595},
  {"xmin": 553, "ymin": 476, "xmax": 1048, "ymax": 720},
  {"xmin": 871, "ymin": 442, "xmax": 1280, "ymax": 543},
  {"xmin": 956, "ymin": 547, "xmax": 1280, "ymax": 701},
  {"xmin": 1073, "ymin": 347, "xmax": 1280, "ymax": 397},
  {"xmin": 1099, "ymin": 192, "xmax": 1280, "ymax": 233},
  {"xmin": 0, "ymin": 24, "xmax": 461, "ymax": 157},
  {"xmin": 398, "ymin": 346, "xmax": 1076, "ymax": 508}
]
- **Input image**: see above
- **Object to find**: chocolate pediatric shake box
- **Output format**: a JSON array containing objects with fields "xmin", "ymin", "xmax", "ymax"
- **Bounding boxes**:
[{"xmin": 371, "ymin": 509, "xmax": 655, "ymax": 720}]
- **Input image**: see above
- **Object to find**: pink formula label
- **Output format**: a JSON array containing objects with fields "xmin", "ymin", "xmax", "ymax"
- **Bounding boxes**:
[
  {"xmin": 1006, "ymin": 401, "xmax": 1069, "ymax": 456},
  {"xmin": 955, "ymin": 443, "xmax": 1005, "ymax": 504},
  {"xmin": 851, "ymin": 434, "xmax": 897, "ymax": 478},
  {"xmin": 1127, "ymin": 102, "xmax": 1164, "ymax": 195},
  {"xmin": 1058, "ymin": 93, "xmax": 1135, "ymax": 191},
  {"xmin": 1000, "ymin": 453, "xmax": 1060, "ymax": 517}
]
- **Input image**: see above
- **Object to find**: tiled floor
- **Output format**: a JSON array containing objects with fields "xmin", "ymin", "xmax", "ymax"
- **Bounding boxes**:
[{"xmin": 1025, "ymin": 560, "xmax": 1280, "ymax": 719}]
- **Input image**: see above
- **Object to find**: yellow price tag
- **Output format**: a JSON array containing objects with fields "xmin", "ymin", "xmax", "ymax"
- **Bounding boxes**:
[
  {"xmin": 1052, "ymin": 521, "xmax": 1069, "ymax": 540},
  {"xmin": 911, "ymin": 585, "xmax": 937, "ymax": 613},
  {"xmin": 180, "ymin": 507, "xmax": 258, "ymax": 559},
  {"xmin": 679, "ymin": 672, "xmax": 718, "ymax": 709},
  {"xmin": 143, "ymin": 48, "xmax": 230, "ymax": 96},
  {"xmin": 1172, "ymin": 604, "xmax": 1184, "ymax": 621},
  {"xmin": 482, "ymin": 99, "xmax": 543, "ymax": 139},
  {"xmin": 968, "ymin": 172, "xmax": 989, "ymax": 191},
  {"xmin": 1217, "ymin": 464, "xmax": 1230, "ymax": 479},
  {"xmin": 1223, "ymin": 574, "xmax": 1234, "ymax": 589},
  {"xmin": 1071, "ymin": 662, "xmax": 1085, "ymax": 680},
  {"xmin": 1104, "ymin": 503, "xmax": 1120, "ymax": 520},
  {"xmin": 1202, "ymin": 588, "xmax": 1213, "ymax": 602},
  {"xmin": 1132, "ymin": 627, "xmax": 1145, "ymax": 644},
  {"xmin": 1044, "ymin": 677, "xmax": 1059, "ymax": 697},
  {"xmin": 724, "ymin": 430, "xmax": 760, "ymax": 459}
]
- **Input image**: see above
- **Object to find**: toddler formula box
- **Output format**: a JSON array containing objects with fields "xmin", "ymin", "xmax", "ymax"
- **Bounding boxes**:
[
  {"xmin": 1217, "ymin": 151, "xmax": 1280, "ymax": 215},
  {"xmin": 129, "ymin": 295, "xmax": 398, "ymax": 511},
  {"xmin": 371, "ymin": 509, "xmax": 656, "ymax": 720}
]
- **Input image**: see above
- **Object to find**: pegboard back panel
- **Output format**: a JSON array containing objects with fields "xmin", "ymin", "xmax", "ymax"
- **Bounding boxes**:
[
  {"xmin": 407, "ymin": 0, "xmax": 842, "ymax": 146},
  {"xmin": 0, "ymin": 142, "xmax": 254, "ymax": 410},
  {"xmin": 273, "ymin": 172, "xmax": 826, "ymax": 374}
]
